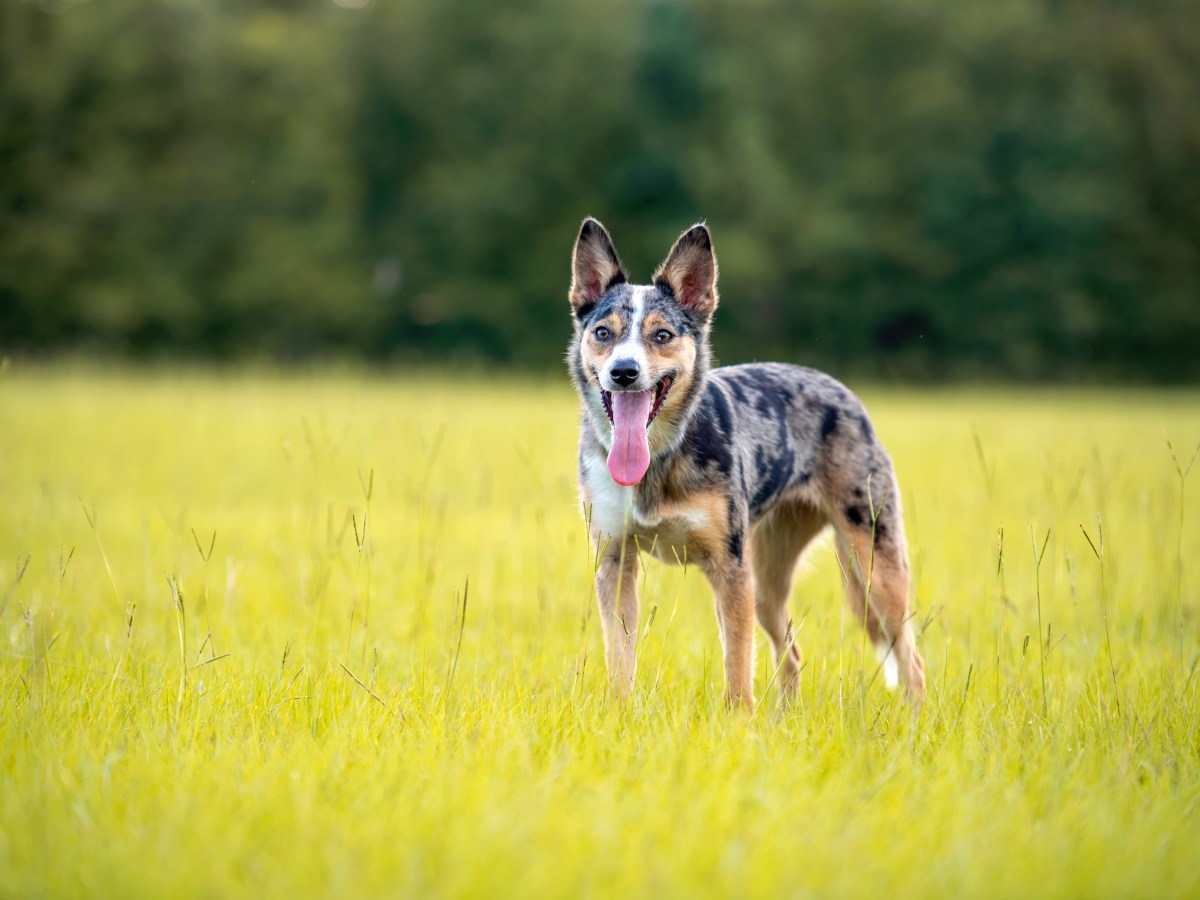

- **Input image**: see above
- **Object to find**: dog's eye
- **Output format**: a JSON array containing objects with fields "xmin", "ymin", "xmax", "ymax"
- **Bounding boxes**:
[
  {"xmin": 654, "ymin": 329, "xmax": 674, "ymax": 344},
  {"xmin": 594, "ymin": 326, "xmax": 611, "ymax": 341}
]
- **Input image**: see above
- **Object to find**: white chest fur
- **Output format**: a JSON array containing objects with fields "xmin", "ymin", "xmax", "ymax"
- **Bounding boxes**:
[{"xmin": 579, "ymin": 453, "xmax": 709, "ymax": 565}]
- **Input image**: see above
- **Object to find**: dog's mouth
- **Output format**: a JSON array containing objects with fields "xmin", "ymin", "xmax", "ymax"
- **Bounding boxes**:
[
  {"xmin": 600, "ymin": 375, "xmax": 673, "ymax": 426},
  {"xmin": 600, "ymin": 376, "xmax": 673, "ymax": 487}
]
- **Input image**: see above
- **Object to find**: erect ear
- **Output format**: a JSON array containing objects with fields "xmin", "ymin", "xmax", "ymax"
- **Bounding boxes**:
[
  {"xmin": 569, "ymin": 217, "xmax": 626, "ymax": 312},
  {"xmin": 654, "ymin": 223, "xmax": 718, "ymax": 318}
]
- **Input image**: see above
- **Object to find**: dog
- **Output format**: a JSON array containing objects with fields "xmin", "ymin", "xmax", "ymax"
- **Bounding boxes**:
[{"xmin": 567, "ymin": 218, "xmax": 926, "ymax": 710}]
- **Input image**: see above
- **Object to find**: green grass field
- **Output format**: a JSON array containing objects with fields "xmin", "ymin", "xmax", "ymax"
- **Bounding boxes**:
[{"xmin": 2, "ymin": 368, "xmax": 1198, "ymax": 898}]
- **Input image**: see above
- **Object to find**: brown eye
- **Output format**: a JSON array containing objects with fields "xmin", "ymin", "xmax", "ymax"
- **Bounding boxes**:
[
  {"xmin": 654, "ymin": 329, "xmax": 674, "ymax": 344},
  {"xmin": 594, "ymin": 326, "xmax": 611, "ymax": 341}
]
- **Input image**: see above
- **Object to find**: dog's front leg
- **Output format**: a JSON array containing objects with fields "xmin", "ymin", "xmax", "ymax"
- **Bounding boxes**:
[
  {"xmin": 595, "ymin": 538, "xmax": 641, "ymax": 697},
  {"xmin": 706, "ymin": 558, "xmax": 756, "ymax": 710}
]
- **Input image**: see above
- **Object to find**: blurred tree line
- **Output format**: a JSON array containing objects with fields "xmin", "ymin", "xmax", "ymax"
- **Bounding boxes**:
[{"xmin": 2, "ymin": 0, "xmax": 1198, "ymax": 380}]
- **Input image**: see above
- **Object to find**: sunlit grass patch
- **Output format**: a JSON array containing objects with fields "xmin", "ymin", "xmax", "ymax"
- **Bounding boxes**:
[{"xmin": 1, "ymin": 369, "xmax": 1198, "ymax": 898}]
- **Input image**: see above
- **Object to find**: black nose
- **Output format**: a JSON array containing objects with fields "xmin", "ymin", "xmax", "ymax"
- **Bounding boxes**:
[{"xmin": 610, "ymin": 359, "xmax": 640, "ymax": 387}]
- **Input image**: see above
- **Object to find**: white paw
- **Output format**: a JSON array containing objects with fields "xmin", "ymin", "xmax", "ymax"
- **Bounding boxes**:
[{"xmin": 876, "ymin": 641, "xmax": 899, "ymax": 690}]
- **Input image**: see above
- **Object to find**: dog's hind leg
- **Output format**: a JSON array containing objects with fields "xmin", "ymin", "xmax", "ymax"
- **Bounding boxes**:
[
  {"xmin": 832, "ymin": 489, "xmax": 927, "ymax": 703},
  {"xmin": 595, "ymin": 538, "xmax": 641, "ymax": 698},
  {"xmin": 750, "ymin": 501, "xmax": 828, "ymax": 700}
]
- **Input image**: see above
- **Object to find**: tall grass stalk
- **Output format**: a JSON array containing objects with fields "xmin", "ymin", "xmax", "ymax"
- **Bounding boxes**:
[
  {"xmin": 82, "ymin": 503, "xmax": 130, "ymax": 636},
  {"xmin": 1165, "ymin": 438, "xmax": 1198, "ymax": 665},
  {"xmin": 444, "ymin": 577, "xmax": 469, "ymax": 707},
  {"xmin": 0, "ymin": 552, "xmax": 31, "ymax": 623},
  {"xmin": 1031, "ymin": 526, "xmax": 1051, "ymax": 718},
  {"xmin": 191, "ymin": 528, "xmax": 216, "ymax": 660},
  {"xmin": 357, "ymin": 467, "xmax": 374, "ymax": 664},
  {"xmin": 994, "ymin": 525, "xmax": 1005, "ymax": 705},
  {"xmin": 1080, "ymin": 516, "xmax": 1119, "ymax": 716}
]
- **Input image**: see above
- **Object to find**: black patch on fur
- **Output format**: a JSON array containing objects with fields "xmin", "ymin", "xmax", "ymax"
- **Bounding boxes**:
[
  {"xmin": 707, "ymin": 383, "xmax": 735, "ymax": 437},
  {"xmin": 873, "ymin": 518, "xmax": 888, "ymax": 546},
  {"xmin": 653, "ymin": 276, "xmax": 675, "ymax": 299},
  {"xmin": 751, "ymin": 445, "xmax": 793, "ymax": 516},
  {"xmin": 681, "ymin": 309, "xmax": 707, "ymax": 334},
  {"xmin": 820, "ymin": 406, "xmax": 840, "ymax": 441},
  {"xmin": 725, "ymin": 495, "xmax": 747, "ymax": 560},
  {"xmin": 845, "ymin": 503, "xmax": 865, "ymax": 528},
  {"xmin": 693, "ymin": 385, "xmax": 738, "ymax": 473},
  {"xmin": 576, "ymin": 288, "xmax": 627, "ymax": 325},
  {"xmin": 855, "ymin": 412, "xmax": 874, "ymax": 441},
  {"xmin": 728, "ymin": 379, "xmax": 748, "ymax": 404},
  {"xmin": 762, "ymin": 385, "xmax": 793, "ymax": 448},
  {"xmin": 605, "ymin": 271, "xmax": 627, "ymax": 291},
  {"xmin": 727, "ymin": 526, "xmax": 744, "ymax": 560},
  {"xmin": 687, "ymin": 403, "xmax": 733, "ymax": 475}
]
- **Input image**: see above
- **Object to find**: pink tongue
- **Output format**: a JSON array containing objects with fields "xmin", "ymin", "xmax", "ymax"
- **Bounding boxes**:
[{"xmin": 607, "ymin": 390, "xmax": 654, "ymax": 486}]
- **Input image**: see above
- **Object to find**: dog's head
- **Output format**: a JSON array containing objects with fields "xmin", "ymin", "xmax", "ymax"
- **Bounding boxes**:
[{"xmin": 568, "ymin": 218, "xmax": 718, "ymax": 486}]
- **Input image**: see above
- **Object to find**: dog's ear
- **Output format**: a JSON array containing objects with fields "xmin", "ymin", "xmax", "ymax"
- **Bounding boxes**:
[
  {"xmin": 654, "ymin": 223, "xmax": 718, "ymax": 318},
  {"xmin": 570, "ymin": 217, "xmax": 626, "ymax": 312}
]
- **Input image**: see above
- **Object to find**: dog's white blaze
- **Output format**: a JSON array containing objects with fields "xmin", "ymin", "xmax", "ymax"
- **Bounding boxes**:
[
  {"xmin": 605, "ymin": 286, "xmax": 650, "ymax": 384},
  {"xmin": 876, "ymin": 641, "xmax": 899, "ymax": 690}
]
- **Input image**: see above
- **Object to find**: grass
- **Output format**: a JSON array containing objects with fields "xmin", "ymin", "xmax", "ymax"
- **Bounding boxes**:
[{"xmin": 1, "ymin": 367, "xmax": 1198, "ymax": 898}]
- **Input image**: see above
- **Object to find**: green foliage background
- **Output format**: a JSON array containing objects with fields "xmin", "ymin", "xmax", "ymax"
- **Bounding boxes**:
[{"xmin": 2, "ymin": 0, "xmax": 1198, "ymax": 379}]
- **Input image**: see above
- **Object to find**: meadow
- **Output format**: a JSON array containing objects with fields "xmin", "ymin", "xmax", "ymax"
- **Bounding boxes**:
[{"xmin": 1, "ymin": 367, "xmax": 1198, "ymax": 898}]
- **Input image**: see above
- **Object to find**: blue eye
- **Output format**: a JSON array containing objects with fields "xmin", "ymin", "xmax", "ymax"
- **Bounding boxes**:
[{"xmin": 594, "ymin": 326, "xmax": 612, "ymax": 341}]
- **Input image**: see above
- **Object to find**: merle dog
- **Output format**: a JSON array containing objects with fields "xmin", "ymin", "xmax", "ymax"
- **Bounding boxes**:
[{"xmin": 567, "ymin": 218, "xmax": 926, "ymax": 709}]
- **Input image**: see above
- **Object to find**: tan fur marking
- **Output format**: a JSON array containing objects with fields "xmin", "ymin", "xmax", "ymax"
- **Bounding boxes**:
[
  {"xmin": 641, "ymin": 311, "xmax": 674, "ymax": 335},
  {"xmin": 706, "ymin": 560, "xmax": 756, "ymax": 709},
  {"xmin": 646, "ymin": 337, "xmax": 697, "ymax": 456},
  {"xmin": 659, "ymin": 488, "xmax": 727, "ymax": 557},
  {"xmin": 578, "ymin": 311, "xmax": 624, "ymax": 377},
  {"xmin": 651, "ymin": 360, "xmax": 695, "ymax": 417}
]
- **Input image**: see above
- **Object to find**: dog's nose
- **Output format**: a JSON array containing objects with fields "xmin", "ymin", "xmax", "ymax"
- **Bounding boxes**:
[{"xmin": 610, "ymin": 359, "xmax": 640, "ymax": 387}]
